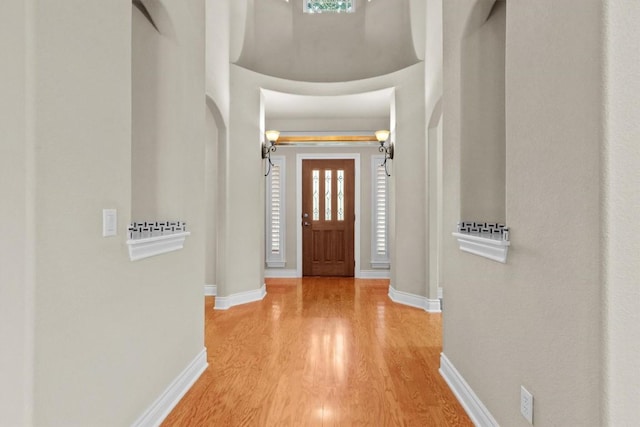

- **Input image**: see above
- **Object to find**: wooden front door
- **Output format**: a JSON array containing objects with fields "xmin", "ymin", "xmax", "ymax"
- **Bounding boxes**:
[{"xmin": 302, "ymin": 159, "xmax": 355, "ymax": 277}]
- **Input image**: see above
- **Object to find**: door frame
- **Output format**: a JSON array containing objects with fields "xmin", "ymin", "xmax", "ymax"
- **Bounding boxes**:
[{"xmin": 296, "ymin": 153, "xmax": 361, "ymax": 278}]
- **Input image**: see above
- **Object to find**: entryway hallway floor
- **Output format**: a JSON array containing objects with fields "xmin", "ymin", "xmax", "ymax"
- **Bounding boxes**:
[{"xmin": 163, "ymin": 277, "xmax": 471, "ymax": 426}]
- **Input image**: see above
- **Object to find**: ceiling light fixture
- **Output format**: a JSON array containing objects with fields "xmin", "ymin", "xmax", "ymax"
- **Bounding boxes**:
[
  {"xmin": 375, "ymin": 130, "xmax": 394, "ymax": 176},
  {"xmin": 262, "ymin": 130, "xmax": 280, "ymax": 176}
]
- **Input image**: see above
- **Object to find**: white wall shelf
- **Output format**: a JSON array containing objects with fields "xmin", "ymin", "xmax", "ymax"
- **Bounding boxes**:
[
  {"xmin": 127, "ymin": 232, "xmax": 191, "ymax": 261},
  {"xmin": 452, "ymin": 232, "xmax": 510, "ymax": 263}
]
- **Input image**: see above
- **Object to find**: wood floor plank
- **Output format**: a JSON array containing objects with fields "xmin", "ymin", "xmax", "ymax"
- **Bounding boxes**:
[{"xmin": 162, "ymin": 278, "xmax": 471, "ymax": 426}]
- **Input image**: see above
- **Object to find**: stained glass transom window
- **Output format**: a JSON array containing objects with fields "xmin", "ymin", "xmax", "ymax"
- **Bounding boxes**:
[{"xmin": 304, "ymin": 0, "xmax": 355, "ymax": 14}]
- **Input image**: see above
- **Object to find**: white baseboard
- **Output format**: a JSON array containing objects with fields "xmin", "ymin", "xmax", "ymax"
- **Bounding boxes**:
[
  {"xmin": 439, "ymin": 353, "xmax": 499, "ymax": 427},
  {"xmin": 214, "ymin": 284, "xmax": 267, "ymax": 310},
  {"xmin": 388, "ymin": 285, "xmax": 441, "ymax": 313},
  {"xmin": 132, "ymin": 348, "xmax": 208, "ymax": 427},
  {"xmin": 357, "ymin": 269, "xmax": 391, "ymax": 279},
  {"xmin": 204, "ymin": 284, "xmax": 217, "ymax": 296},
  {"xmin": 264, "ymin": 269, "xmax": 391, "ymax": 279},
  {"xmin": 264, "ymin": 269, "xmax": 299, "ymax": 278}
]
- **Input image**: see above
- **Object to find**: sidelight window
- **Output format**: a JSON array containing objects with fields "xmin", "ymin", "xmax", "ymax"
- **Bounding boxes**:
[
  {"xmin": 371, "ymin": 156, "xmax": 390, "ymax": 268},
  {"xmin": 266, "ymin": 157, "xmax": 285, "ymax": 267}
]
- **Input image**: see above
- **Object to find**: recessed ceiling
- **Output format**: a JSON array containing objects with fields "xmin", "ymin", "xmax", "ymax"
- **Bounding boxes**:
[
  {"xmin": 235, "ymin": 0, "xmax": 419, "ymax": 82},
  {"xmin": 263, "ymin": 88, "xmax": 393, "ymax": 120}
]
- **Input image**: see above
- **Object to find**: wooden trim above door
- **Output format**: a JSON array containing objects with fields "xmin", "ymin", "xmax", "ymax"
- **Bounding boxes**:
[{"xmin": 278, "ymin": 135, "xmax": 377, "ymax": 144}]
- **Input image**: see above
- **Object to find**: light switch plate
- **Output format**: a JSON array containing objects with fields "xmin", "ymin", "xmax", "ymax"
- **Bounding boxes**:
[{"xmin": 103, "ymin": 209, "xmax": 117, "ymax": 237}]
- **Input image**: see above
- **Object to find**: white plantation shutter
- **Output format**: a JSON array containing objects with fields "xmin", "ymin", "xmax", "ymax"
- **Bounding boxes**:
[
  {"xmin": 266, "ymin": 157, "xmax": 285, "ymax": 267},
  {"xmin": 270, "ymin": 165, "xmax": 281, "ymax": 253},
  {"xmin": 371, "ymin": 156, "xmax": 390, "ymax": 268}
]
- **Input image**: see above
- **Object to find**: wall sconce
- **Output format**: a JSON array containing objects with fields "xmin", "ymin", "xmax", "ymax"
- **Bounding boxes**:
[
  {"xmin": 262, "ymin": 130, "xmax": 280, "ymax": 176},
  {"xmin": 375, "ymin": 129, "xmax": 394, "ymax": 176}
]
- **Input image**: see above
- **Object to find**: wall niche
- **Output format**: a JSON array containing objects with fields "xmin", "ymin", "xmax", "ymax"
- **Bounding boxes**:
[
  {"xmin": 130, "ymin": 1, "xmax": 188, "ymax": 260},
  {"xmin": 460, "ymin": 0, "xmax": 506, "ymax": 224},
  {"xmin": 453, "ymin": 0, "xmax": 509, "ymax": 263}
]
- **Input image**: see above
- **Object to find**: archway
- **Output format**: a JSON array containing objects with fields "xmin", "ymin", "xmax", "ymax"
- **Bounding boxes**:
[{"xmin": 205, "ymin": 95, "xmax": 227, "ymax": 297}]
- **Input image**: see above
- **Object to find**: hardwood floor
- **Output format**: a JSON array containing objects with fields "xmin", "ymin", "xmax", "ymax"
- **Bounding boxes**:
[{"xmin": 162, "ymin": 278, "xmax": 472, "ymax": 426}]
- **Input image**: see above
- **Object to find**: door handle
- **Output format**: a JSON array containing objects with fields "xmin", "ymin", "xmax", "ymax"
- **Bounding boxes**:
[{"xmin": 303, "ymin": 222, "xmax": 310, "ymax": 227}]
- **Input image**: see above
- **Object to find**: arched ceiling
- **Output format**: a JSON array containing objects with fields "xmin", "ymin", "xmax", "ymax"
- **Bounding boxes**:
[
  {"xmin": 235, "ymin": 0, "xmax": 420, "ymax": 82},
  {"xmin": 263, "ymin": 88, "xmax": 392, "ymax": 120}
]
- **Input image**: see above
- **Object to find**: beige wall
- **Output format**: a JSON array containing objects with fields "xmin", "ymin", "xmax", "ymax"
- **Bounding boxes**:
[
  {"xmin": 427, "ymin": 119, "xmax": 443, "ymax": 299},
  {"xmin": 409, "ymin": 0, "xmax": 426, "ymax": 61},
  {"xmin": 267, "ymin": 118, "xmax": 386, "ymax": 133},
  {"xmin": 0, "ymin": 1, "xmax": 207, "ymax": 425},
  {"xmin": 205, "ymin": 103, "xmax": 219, "ymax": 286},
  {"xmin": 602, "ymin": 1, "xmax": 640, "ymax": 424},
  {"xmin": 443, "ymin": 0, "xmax": 602, "ymax": 425},
  {"xmin": 0, "ymin": 1, "xmax": 33, "ymax": 425}
]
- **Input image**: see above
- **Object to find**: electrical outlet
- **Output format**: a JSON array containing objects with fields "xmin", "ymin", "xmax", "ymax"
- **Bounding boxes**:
[{"xmin": 520, "ymin": 386, "xmax": 533, "ymax": 424}]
